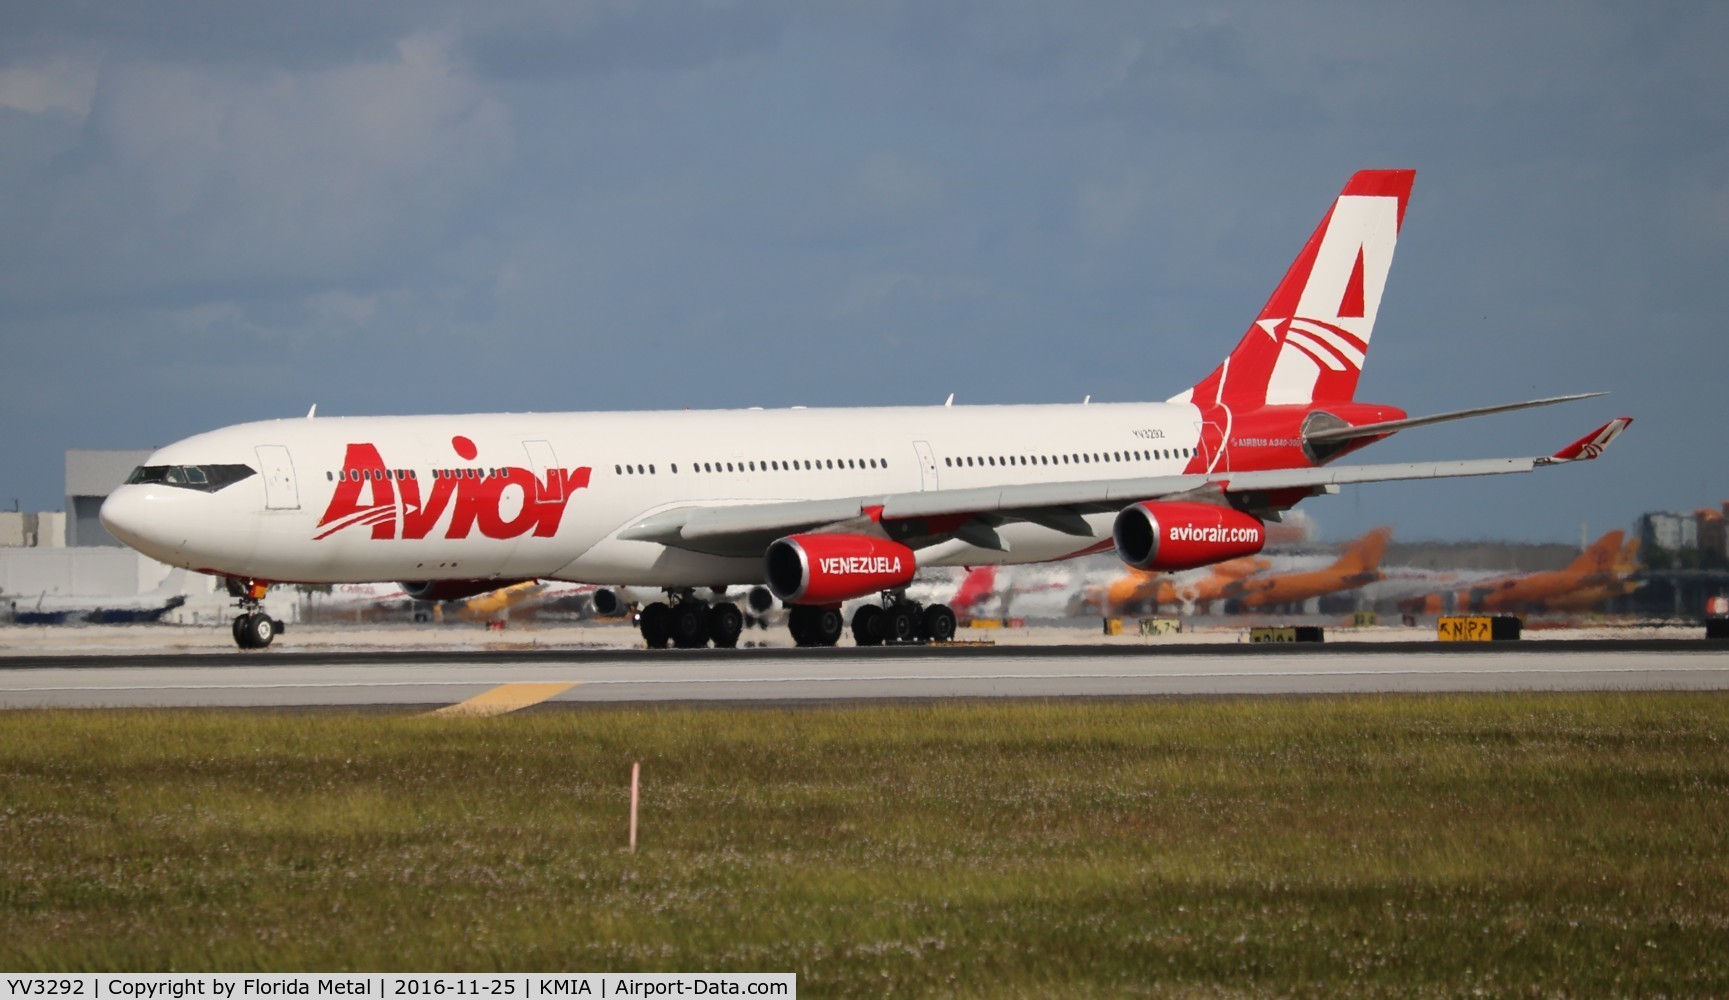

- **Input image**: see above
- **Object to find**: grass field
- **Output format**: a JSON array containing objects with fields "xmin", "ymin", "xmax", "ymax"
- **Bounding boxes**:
[{"xmin": 1, "ymin": 693, "xmax": 1726, "ymax": 996}]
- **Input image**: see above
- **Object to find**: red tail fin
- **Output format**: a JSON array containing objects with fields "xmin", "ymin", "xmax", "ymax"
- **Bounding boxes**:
[
  {"xmin": 950, "ymin": 566, "xmax": 997, "ymax": 616},
  {"xmin": 1173, "ymin": 170, "xmax": 1415, "ymax": 410}
]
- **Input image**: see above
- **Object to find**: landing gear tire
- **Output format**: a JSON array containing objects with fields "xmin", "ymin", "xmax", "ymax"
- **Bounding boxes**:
[
  {"xmin": 814, "ymin": 607, "xmax": 843, "ymax": 646},
  {"xmin": 234, "ymin": 613, "xmax": 276, "ymax": 649},
  {"xmin": 670, "ymin": 600, "xmax": 710, "ymax": 648},
  {"xmin": 851, "ymin": 604, "xmax": 885, "ymax": 647},
  {"xmin": 788, "ymin": 606, "xmax": 813, "ymax": 647},
  {"xmin": 884, "ymin": 603, "xmax": 918, "ymax": 644},
  {"xmin": 922, "ymin": 603, "xmax": 957, "ymax": 643},
  {"xmin": 707, "ymin": 602, "xmax": 744, "ymax": 649},
  {"xmin": 639, "ymin": 602, "xmax": 672, "ymax": 649},
  {"xmin": 788, "ymin": 606, "xmax": 842, "ymax": 647}
]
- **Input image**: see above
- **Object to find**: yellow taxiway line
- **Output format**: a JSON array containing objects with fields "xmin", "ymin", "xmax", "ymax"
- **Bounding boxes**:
[{"xmin": 431, "ymin": 682, "xmax": 578, "ymax": 717}]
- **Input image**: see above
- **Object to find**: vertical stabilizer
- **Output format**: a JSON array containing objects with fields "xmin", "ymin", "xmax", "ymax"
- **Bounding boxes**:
[
  {"xmin": 1331, "ymin": 526, "xmax": 1393, "ymax": 573},
  {"xmin": 1173, "ymin": 170, "xmax": 1415, "ymax": 409},
  {"xmin": 950, "ymin": 566, "xmax": 997, "ymax": 616},
  {"xmin": 1569, "ymin": 531, "xmax": 1625, "ymax": 574}
]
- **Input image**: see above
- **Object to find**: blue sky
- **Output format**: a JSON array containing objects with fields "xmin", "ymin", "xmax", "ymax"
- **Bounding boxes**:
[{"xmin": 1, "ymin": 2, "xmax": 1724, "ymax": 542}]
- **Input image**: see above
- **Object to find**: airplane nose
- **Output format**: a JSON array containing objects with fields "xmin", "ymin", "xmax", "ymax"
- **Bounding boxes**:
[{"xmin": 99, "ymin": 487, "xmax": 152, "ymax": 549}]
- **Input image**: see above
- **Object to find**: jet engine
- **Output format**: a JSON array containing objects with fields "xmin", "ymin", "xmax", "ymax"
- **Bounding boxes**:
[
  {"xmin": 591, "ymin": 586, "xmax": 670, "ymax": 617},
  {"xmin": 744, "ymin": 585, "xmax": 776, "ymax": 617},
  {"xmin": 764, "ymin": 534, "xmax": 917, "ymax": 605},
  {"xmin": 399, "ymin": 579, "xmax": 527, "ymax": 603},
  {"xmin": 591, "ymin": 587, "xmax": 631, "ymax": 617},
  {"xmin": 1112, "ymin": 501, "xmax": 1266, "ymax": 572}
]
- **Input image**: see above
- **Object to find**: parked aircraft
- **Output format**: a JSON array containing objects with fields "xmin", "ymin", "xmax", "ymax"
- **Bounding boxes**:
[
  {"xmin": 98, "ymin": 170, "xmax": 1631, "ymax": 649},
  {"xmin": 5, "ymin": 568, "xmax": 192, "ymax": 625},
  {"xmin": 1223, "ymin": 526, "xmax": 1392, "ymax": 611},
  {"xmin": 1545, "ymin": 538, "xmax": 1643, "ymax": 612},
  {"xmin": 1400, "ymin": 531, "xmax": 1630, "ymax": 615},
  {"xmin": 1083, "ymin": 556, "xmax": 1270, "ymax": 617}
]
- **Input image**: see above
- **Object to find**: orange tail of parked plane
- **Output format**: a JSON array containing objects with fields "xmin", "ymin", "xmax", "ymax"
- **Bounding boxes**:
[
  {"xmin": 1567, "ymin": 530, "xmax": 1626, "ymax": 574},
  {"xmin": 1536, "ymin": 536, "xmax": 1645, "ymax": 613},
  {"xmin": 1228, "ymin": 526, "xmax": 1393, "ymax": 610},
  {"xmin": 1420, "ymin": 530, "xmax": 1628, "ymax": 615}
]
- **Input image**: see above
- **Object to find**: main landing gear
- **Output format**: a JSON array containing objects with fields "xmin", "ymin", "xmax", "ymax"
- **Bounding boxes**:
[
  {"xmin": 637, "ymin": 591, "xmax": 745, "ymax": 649},
  {"xmin": 849, "ymin": 595, "xmax": 956, "ymax": 647},
  {"xmin": 634, "ymin": 590, "xmax": 956, "ymax": 649},
  {"xmin": 787, "ymin": 605, "xmax": 845, "ymax": 647},
  {"xmin": 226, "ymin": 577, "xmax": 286, "ymax": 650}
]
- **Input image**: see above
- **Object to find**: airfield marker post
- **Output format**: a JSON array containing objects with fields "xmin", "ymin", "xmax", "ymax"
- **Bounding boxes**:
[{"xmin": 629, "ymin": 761, "xmax": 641, "ymax": 854}]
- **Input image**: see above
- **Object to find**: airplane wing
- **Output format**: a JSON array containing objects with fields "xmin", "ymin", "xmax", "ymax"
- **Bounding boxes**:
[{"xmin": 617, "ymin": 417, "xmax": 1632, "ymax": 557}]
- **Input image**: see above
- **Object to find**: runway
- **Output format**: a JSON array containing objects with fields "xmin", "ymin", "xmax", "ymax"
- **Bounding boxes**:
[{"xmin": 2, "ymin": 640, "xmax": 1727, "ymax": 709}]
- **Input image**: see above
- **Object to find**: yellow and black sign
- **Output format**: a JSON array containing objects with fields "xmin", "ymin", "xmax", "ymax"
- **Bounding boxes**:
[
  {"xmin": 1139, "ymin": 617, "xmax": 1182, "ymax": 636},
  {"xmin": 1352, "ymin": 610, "xmax": 1379, "ymax": 628},
  {"xmin": 1102, "ymin": 618, "xmax": 1123, "ymax": 636},
  {"xmin": 1249, "ymin": 625, "xmax": 1325, "ymax": 644},
  {"xmin": 1438, "ymin": 615, "xmax": 1522, "ymax": 641}
]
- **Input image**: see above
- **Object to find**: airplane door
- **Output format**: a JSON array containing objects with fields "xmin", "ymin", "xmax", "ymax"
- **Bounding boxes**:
[
  {"xmin": 913, "ymin": 441, "xmax": 939, "ymax": 491},
  {"xmin": 523, "ymin": 440, "xmax": 563, "ymax": 501},
  {"xmin": 255, "ymin": 445, "xmax": 300, "ymax": 510},
  {"xmin": 1194, "ymin": 421, "xmax": 1228, "ymax": 473}
]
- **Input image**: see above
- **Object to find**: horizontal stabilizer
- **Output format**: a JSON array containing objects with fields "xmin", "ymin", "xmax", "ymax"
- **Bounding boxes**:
[{"xmin": 1304, "ymin": 392, "xmax": 1606, "ymax": 443}]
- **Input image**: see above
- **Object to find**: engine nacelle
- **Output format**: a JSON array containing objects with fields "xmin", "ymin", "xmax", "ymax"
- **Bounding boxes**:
[
  {"xmin": 765, "ymin": 533, "xmax": 917, "ymax": 605},
  {"xmin": 1112, "ymin": 501, "xmax": 1266, "ymax": 572},
  {"xmin": 744, "ymin": 585, "xmax": 776, "ymax": 617},
  {"xmin": 591, "ymin": 587, "xmax": 628, "ymax": 617},
  {"xmin": 399, "ymin": 579, "xmax": 527, "ymax": 603}
]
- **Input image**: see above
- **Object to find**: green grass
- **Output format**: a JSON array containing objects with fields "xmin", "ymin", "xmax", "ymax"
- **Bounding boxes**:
[{"xmin": 1, "ymin": 694, "xmax": 1726, "ymax": 997}]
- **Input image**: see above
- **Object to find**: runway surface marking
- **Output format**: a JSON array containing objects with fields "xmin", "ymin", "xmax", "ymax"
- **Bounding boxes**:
[{"xmin": 430, "ymin": 682, "xmax": 578, "ymax": 717}]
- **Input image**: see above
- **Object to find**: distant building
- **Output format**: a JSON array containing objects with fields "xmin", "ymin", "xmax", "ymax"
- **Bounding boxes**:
[
  {"xmin": 1699, "ymin": 507, "xmax": 1728, "ymax": 564},
  {"xmin": 1638, "ymin": 511, "xmax": 1699, "ymax": 554},
  {"xmin": 65, "ymin": 449, "xmax": 150, "ymax": 547}
]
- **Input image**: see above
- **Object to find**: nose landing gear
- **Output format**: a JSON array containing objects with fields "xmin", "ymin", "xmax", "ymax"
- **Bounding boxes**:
[{"xmin": 226, "ymin": 577, "xmax": 286, "ymax": 649}]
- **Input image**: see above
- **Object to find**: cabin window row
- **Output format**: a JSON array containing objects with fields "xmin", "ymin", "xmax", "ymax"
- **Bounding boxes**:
[
  {"xmin": 328, "ymin": 468, "xmax": 418, "ymax": 482},
  {"xmin": 942, "ymin": 448, "xmax": 1192, "ymax": 469},
  {"xmin": 327, "ymin": 467, "xmax": 533, "ymax": 482},
  {"xmin": 614, "ymin": 458, "xmax": 891, "ymax": 476}
]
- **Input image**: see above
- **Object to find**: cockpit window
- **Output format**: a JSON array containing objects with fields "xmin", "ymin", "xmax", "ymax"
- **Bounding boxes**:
[{"xmin": 126, "ymin": 464, "xmax": 256, "ymax": 493}]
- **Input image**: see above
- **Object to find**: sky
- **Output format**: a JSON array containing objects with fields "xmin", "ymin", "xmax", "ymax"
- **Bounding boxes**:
[{"xmin": 1, "ymin": 1, "xmax": 1724, "ymax": 543}]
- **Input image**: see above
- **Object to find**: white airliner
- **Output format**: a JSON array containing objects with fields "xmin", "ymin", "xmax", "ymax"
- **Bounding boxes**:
[{"xmin": 100, "ymin": 170, "xmax": 1631, "ymax": 650}]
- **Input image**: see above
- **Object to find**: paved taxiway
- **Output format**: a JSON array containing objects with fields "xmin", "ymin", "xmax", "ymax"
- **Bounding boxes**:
[{"xmin": 1, "ymin": 640, "xmax": 1727, "ymax": 709}]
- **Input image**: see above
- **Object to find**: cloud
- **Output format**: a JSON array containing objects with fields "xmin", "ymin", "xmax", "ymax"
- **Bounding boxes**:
[
  {"xmin": 0, "ymin": 31, "xmax": 511, "ymax": 311},
  {"xmin": 0, "ymin": 49, "xmax": 100, "ymax": 116}
]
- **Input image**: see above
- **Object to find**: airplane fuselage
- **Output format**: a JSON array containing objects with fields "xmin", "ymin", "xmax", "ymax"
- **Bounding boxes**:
[{"xmin": 103, "ymin": 400, "xmax": 1255, "ymax": 588}]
